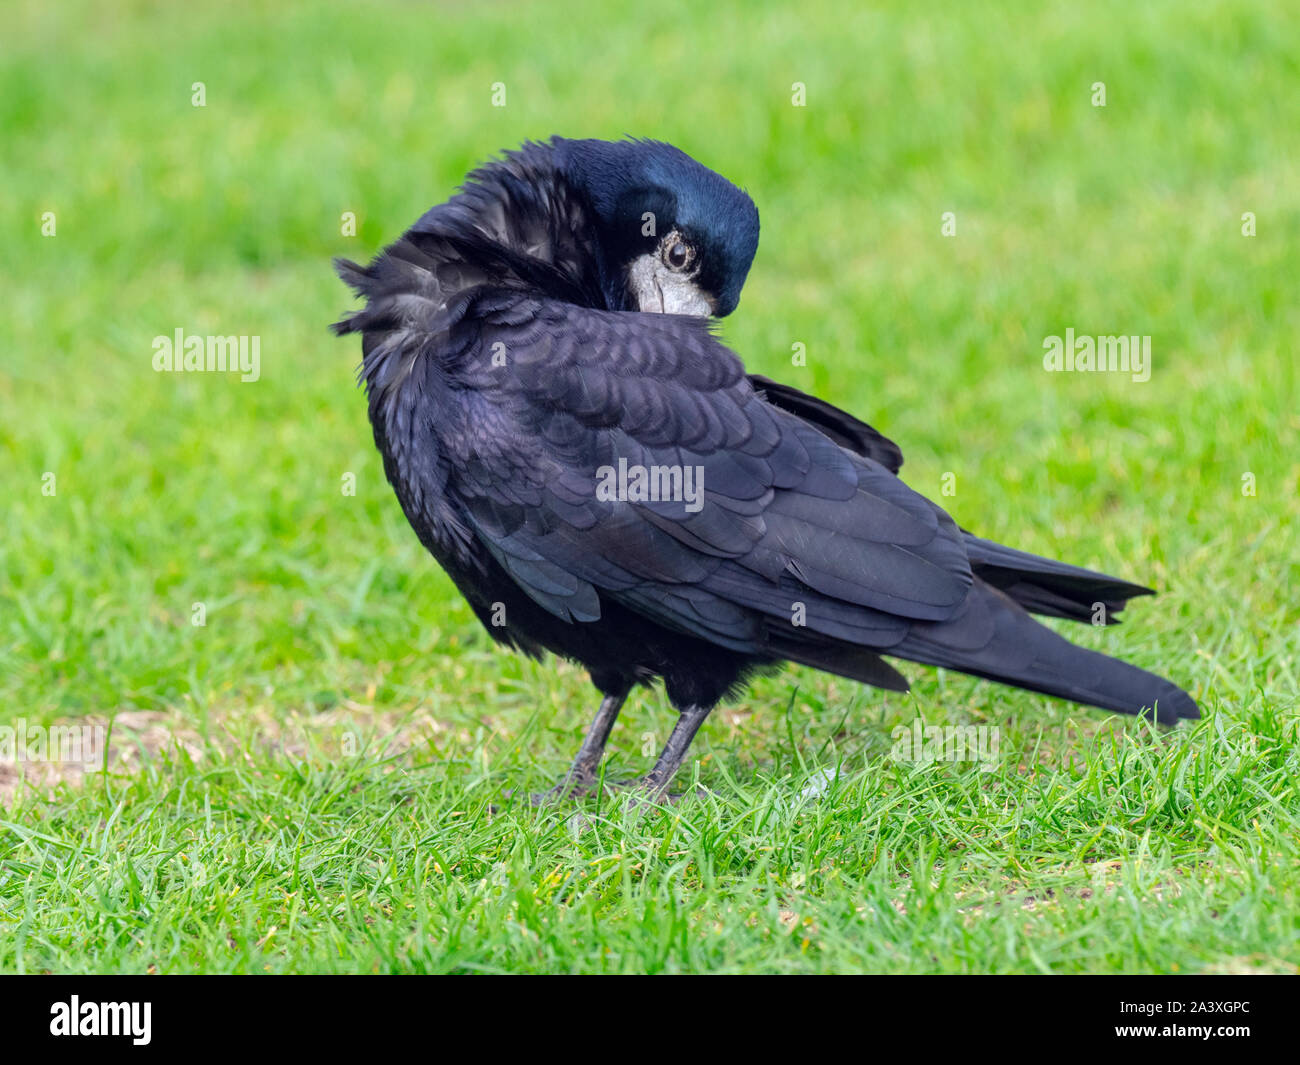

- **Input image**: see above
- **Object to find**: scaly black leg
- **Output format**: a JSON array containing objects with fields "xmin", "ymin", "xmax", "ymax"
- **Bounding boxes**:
[
  {"xmin": 526, "ymin": 688, "xmax": 629, "ymax": 804},
  {"xmin": 611, "ymin": 703, "xmax": 713, "ymax": 801}
]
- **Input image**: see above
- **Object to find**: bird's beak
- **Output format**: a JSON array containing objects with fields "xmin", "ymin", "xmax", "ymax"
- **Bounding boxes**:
[{"xmin": 626, "ymin": 254, "xmax": 716, "ymax": 317}]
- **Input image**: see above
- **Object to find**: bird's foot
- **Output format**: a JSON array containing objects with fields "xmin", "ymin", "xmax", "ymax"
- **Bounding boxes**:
[
  {"xmin": 499, "ymin": 768, "xmax": 598, "ymax": 809},
  {"xmin": 604, "ymin": 776, "xmax": 708, "ymax": 806},
  {"xmin": 493, "ymin": 771, "xmax": 706, "ymax": 814}
]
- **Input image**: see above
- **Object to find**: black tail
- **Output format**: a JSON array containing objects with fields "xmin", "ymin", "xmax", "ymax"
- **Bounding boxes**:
[
  {"xmin": 891, "ymin": 579, "xmax": 1198, "ymax": 725},
  {"xmin": 963, "ymin": 533, "xmax": 1154, "ymax": 625}
]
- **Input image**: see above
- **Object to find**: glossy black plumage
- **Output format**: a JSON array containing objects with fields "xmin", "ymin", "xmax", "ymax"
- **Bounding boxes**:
[{"xmin": 334, "ymin": 137, "xmax": 1196, "ymax": 798}]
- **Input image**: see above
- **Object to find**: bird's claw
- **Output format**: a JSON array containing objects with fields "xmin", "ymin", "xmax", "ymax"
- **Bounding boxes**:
[
  {"xmin": 604, "ymin": 777, "xmax": 710, "ymax": 806},
  {"xmin": 491, "ymin": 773, "xmax": 706, "ymax": 814},
  {"xmin": 494, "ymin": 770, "xmax": 597, "ymax": 811}
]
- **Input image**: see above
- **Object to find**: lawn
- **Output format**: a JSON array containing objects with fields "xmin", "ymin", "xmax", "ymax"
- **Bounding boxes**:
[{"xmin": 1, "ymin": 0, "xmax": 1297, "ymax": 973}]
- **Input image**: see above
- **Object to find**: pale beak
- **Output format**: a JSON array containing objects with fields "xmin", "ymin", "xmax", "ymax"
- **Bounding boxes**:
[{"xmin": 627, "ymin": 254, "xmax": 716, "ymax": 316}]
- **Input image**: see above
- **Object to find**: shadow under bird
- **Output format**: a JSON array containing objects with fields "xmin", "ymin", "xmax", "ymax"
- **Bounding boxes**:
[{"xmin": 333, "ymin": 136, "xmax": 1197, "ymax": 802}]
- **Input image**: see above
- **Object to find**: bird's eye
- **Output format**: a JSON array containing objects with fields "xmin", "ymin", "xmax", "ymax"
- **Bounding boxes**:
[{"xmin": 662, "ymin": 236, "xmax": 693, "ymax": 272}]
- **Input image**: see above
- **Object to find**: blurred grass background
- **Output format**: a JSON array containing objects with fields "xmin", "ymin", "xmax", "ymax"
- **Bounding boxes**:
[{"xmin": 0, "ymin": 0, "xmax": 1297, "ymax": 974}]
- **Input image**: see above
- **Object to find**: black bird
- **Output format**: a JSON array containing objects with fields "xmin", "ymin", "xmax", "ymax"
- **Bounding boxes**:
[{"xmin": 334, "ymin": 137, "xmax": 1198, "ymax": 801}]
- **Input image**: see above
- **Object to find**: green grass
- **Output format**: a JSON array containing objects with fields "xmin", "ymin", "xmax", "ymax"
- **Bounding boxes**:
[{"xmin": 1, "ymin": 0, "xmax": 1297, "ymax": 973}]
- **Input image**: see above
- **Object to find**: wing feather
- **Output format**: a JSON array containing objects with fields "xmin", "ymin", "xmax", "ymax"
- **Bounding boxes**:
[{"xmin": 450, "ymin": 299, "xmax": 973, "ymax": 658}]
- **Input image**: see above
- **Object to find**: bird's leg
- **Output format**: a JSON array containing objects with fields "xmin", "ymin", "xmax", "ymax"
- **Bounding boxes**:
[
  {"xmin": 611, "ymin": 703, "xmax": 713, "ymax": 802},
  {"xmin": 529, "ymin": 689, "xmax": 628, "ymax": 805}
]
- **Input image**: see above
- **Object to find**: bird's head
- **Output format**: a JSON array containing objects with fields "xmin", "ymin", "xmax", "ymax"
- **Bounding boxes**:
[{"xmin": 554, "ymin": 137, "xmax": 760, "ymax": 317}]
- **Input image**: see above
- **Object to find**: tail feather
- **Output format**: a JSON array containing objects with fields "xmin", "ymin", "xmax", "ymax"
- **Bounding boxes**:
[
  {"xmin": 891, "ymin": 580, "xmax": 1198, "ymax": 724},
  {"xmin": 770, "ymin": 626, "xmax": 912, "ymax": 692},
  {"xmin": 964, "ymin": 533, "xmax": 1153, "ymax": 625}
]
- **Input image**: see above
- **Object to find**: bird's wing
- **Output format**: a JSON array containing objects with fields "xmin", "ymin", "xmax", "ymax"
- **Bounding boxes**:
[
  {"xmin": 449, "ymin": 299, "xmax": 972, "ymax": 661},
  {"xmin": 746, "ymin": 375, "xmax": 904, "ymax": 474},
  {"xmin": 746, "ymin": 378, "xmax": 1154, "ymax": 625}
]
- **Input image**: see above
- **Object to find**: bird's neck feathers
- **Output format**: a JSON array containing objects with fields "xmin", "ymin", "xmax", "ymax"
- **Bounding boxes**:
[
  {"xmin": 406, "ymin": 140, "xmax": 604, "ymax": 309},
  {"xmin": 333, "ymin": 142, "xmax": 608, "ymax": 404}
]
